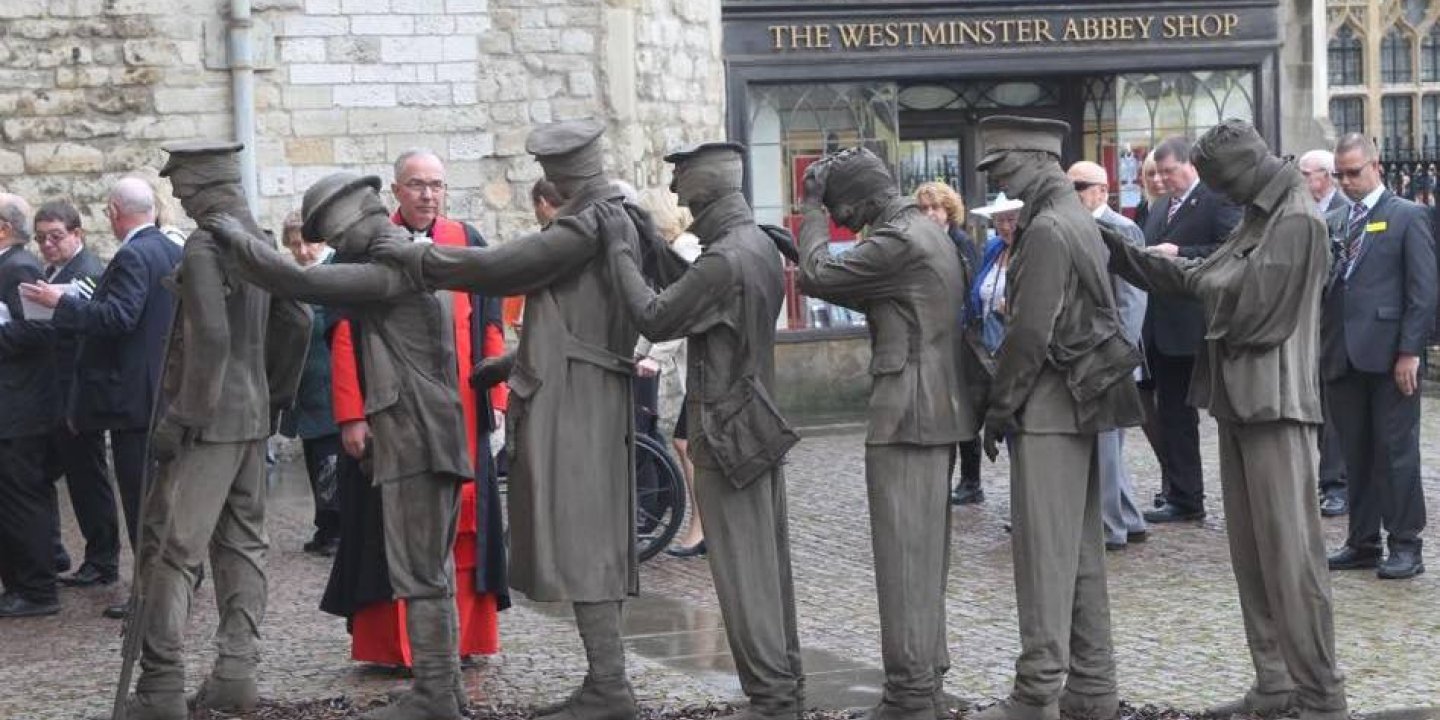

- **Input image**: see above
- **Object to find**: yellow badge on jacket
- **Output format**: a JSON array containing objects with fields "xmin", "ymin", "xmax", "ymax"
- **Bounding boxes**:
[{"xmin": 1365, "ymin": 221, "xmax": 1387, "ymax": 233}]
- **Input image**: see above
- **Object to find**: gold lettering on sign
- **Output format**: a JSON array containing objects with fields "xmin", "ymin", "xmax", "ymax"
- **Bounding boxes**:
[{"xmin": 765, "ymin": 13, "xmax": 1241, "ymax": 51}]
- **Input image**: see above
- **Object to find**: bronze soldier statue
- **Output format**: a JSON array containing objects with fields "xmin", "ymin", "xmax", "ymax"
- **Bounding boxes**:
[
  {"xmin": 202, "ymin": 171, "xmax": 481, "ymax": 720},
  {"xmin": 795, "ymin": 147, "xmax": 972, "ymax": 720},
  {"xmin": 595, "ymin": 142, "xmax": 804, "ymax": 720},
  {"xmin": 377, "ymin": 118, "xmax": 671, "ymax": 720},
  {"xmin": 970, "ymin": 117, "xmax": 1144, "ymax": 720},
  {"xmin": 116, "ymin": 141, "xmax": 311, "ymax": 720},
  {"xmin": 1101, "ymin": 119, "xmax": 1348, "ymax": 720}
]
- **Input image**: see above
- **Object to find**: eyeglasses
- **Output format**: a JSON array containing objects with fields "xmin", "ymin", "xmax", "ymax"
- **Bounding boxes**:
[
  {"xmin": 400, "ymin": 180, "xmax": 446, "ymax": 194},
  {"xmin": 37, "ymin": 229, "xmax": 74, "ymax": 244},
  {"xmin": 1073, "ymin": 181, "xmax": 1103, "ymax": 192},
  {"xmin": 1331, "ymin": 166, "xmax": 1368, "ymax": 180}
]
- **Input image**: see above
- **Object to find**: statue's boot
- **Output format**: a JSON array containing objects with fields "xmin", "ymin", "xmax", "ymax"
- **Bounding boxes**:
[
  {"xmin": 110, "ymin": 693, "xmax": 187, "ymax": 720},
  {"xmin": 1205, "ymin": 689, "xmax": 1294, "ymax": 718},
  {"xmin": 535, "ymin": 601, "xmax": 637, "ymax": 720},
  {"xmin": 970, "ymin": 699, "xmax": 1060, "ymax": 720},
  {"xmin": 933, "ymin": 670, "xmax": 953, "ymax": 720},
  {"xmin": 1058, "ymin": 690, "xmax": 1118, "ymax": 720},
  {"xmin": 359, "ymin": 597, "xmax": 463, "ymax": 720},
  {"xmin": 190, "ymin": 675, "xmax": 258, "ymax": 713}
]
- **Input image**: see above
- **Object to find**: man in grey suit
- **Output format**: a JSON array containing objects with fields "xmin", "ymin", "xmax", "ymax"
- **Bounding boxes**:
[
  {"xmin": 1321, "ymin": 133, "xmax": 1436, "ymax": 580},
  {"xmin": 1298, "ymin": 149, "xmax": 1350, "ymax": 517},
  {"xmin": 1069, "ymin": 161, "xmax": 1149, "ymax": 552}
]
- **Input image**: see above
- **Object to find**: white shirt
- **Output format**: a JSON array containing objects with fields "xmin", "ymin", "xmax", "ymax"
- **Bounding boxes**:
[
  {"xmin": 121, "ymin": 223, "xmax": 155, "ymax": 245},
  {"xmin": 1090, "ymin": 203, "xmax": 1108, "ymax": 220},
  {"xmin": 1314, "ymin": 189, "xmax": 1338, "ymax": 216},
  {"xmin": 980, "ymin": 256, "xmax": 1007, "ymax": 318}
]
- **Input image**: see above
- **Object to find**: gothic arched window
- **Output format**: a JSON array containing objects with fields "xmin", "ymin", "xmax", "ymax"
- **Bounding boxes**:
[
  {"xmin": 1381, "ymin": 27, "xmax": 1414, "ymax": 84},
  {"xmin": 1329, "ymin": 24, "xmax": 1364, "ymax": 86}
]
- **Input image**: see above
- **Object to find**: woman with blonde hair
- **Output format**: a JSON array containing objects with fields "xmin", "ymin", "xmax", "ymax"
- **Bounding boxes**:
[{"xmin": 635, "ymin": 187, "xmax": 706, "ymax": 556}]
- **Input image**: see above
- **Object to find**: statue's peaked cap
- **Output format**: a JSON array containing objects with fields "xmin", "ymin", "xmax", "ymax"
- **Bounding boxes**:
[
  {"xmin": 158, "ymin": 139, "xmax": 243, "ymax": 179},
  {"xmin": 525, "ymin": 119, "xmax": 605, "ymax": 158},
  {"xmin": 664, "ymin": 142, "xmax": 746, "ymax": 164},
  {"xmin": 976, "ymin": 115, "xmax": 1069, "ymax": 171}
]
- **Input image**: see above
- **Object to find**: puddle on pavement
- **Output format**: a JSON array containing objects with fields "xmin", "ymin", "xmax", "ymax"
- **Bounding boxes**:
[{"xmin": 521, "ymin": 594, "xmax": 901, "ymax": 710}]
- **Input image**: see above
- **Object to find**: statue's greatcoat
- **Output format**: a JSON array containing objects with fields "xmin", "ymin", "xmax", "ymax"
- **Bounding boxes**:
[
  {"xmin": 605, "ymin": 189, "xmax": 804, "ymax": 715},
  {"xmin": 1103, "ymin": 147, "xmax": 1347, "ymax": 719},
  {"xmin": 398, "ymin": 177, "xmax": 643, "ymax": 602}
]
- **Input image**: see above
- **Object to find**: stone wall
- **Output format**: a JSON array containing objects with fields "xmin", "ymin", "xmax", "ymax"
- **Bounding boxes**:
[{"xmin": 0, "ymin": 0, "xmax": 725, "ymax": 257}]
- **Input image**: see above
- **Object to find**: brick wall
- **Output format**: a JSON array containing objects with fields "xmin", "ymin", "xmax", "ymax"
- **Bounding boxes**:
[{"xmin": 0, "ymin": 0, "xmax": 725, "ymax": 257}]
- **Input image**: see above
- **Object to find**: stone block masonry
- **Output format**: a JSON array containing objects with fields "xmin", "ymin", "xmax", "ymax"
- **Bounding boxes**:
[{"xmin": 0, "ymin": 0, "xmax": 724, "ymax": 258}]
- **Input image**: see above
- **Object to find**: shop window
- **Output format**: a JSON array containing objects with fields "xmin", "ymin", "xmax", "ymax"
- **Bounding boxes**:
[
  {"xmin": 1423, "ymin": 25, "xmax": 1440, "ymax": 82},
  {"xmin": 1329, "ymin": 97, "xmax": 1365, "ymax": 136},
  {"xmin": 1381, "ymin": 95, "xmax": 1414, "ymax": 156},
  {"xmin": 747, "ymin": 82, "xmax": 899, "ymax": 331},
  {"xmin": 1381, "ymin": 27, "xmax": 1414, "ymax": 84},
  {"xmin": 1328, "ymin": 24, "xmax": 1364, "ymax": 86},
  {"xmin": 1422, "ymin": 95, "xmax": 1440, "ymax": 155}
]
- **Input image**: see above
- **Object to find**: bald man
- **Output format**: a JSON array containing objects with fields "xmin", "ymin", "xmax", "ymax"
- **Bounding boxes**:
[
  {"xmin": 22, "ymin": 177, "xmax": 183, "ymax": 619},
  {"xmin": 1068, "ymin": 162, "xmax": 1149, "ymax": 551}
]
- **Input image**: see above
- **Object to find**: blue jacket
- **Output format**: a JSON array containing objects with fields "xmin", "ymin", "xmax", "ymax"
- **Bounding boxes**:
[
  {"xmin": 965, "ymin": 237, "xmax": 1008, "ymax": 327},
  {"xmin": 280, "ymin": 254, "xmax": 339, "ymax": 440},
  {"xmin": 56, "ymin": 226, "xmax": 182, "ymax": 432}
]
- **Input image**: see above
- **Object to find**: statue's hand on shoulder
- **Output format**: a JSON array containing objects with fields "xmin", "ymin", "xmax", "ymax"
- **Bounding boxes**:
[
  {"xmin": 370, "ymin": 237, "xmax": 427, "ymax": 268},
  {"xmin": 592, "ymin": 201, "xmax": 634, "ymax": 255},
  {"xmin": 200, "ymin": 212, "xmax": 253, "ymax": 249}
]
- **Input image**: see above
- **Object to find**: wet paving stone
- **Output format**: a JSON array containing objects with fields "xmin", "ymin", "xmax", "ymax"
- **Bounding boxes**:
[{"xmin": 5, "ymin": 401, "xmax": 1439, "ymax": 719}]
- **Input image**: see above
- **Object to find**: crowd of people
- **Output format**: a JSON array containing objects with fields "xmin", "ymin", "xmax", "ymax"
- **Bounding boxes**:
[{"xmin": 0, "ymin": 115, "xmax": 1436, "ymax": 720}]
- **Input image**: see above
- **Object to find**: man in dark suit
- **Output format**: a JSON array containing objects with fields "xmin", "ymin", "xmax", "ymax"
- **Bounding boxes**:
[
  {"xmin": 1140, "ymin": 137, "xmax": 1242, "ymax": 523},
  {"xmin": 1299, "ymin": 149, "xmax": 1352, "ymax": 517},
  {"xmin": 0, "ymin": 193, "xmax": 64, "ymax": 618},
  {"xmin": 21, "ymin": 177, "xmax": 183, "ymax": 617},
  {"xmin": 1322, "ymin": 133, "xmax": 1436, "ymax": 580},
  {"xmin": 28, "ymin": 200, "xmax": 119, "ymax": 588}
]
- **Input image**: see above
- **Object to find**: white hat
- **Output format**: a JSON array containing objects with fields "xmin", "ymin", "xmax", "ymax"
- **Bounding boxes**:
[{"xmin": 971, "ymin": 191, "xmax": 1024, "ymax": 218}]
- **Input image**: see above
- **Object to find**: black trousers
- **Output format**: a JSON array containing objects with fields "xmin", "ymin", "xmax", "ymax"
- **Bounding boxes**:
[
  {"xmin": 1317, "ymin": 384, "xmax": 1347, "ymax": 495},
  {"xmin": 49, "ymin": 426, "xmax": 119, "ymax": 573},
  {"xmin": 110, "ymin": 428, "xmax": 149, "ymax": 549},
  {"xmin": 956, "ymin": 439, "xmax": 981, "ymax": 485},
  {"xmin": 1150, "ymin": 349, "xmax": 1203, "ymax": 512},
  {"xmin": 302, "ymin": 434, "xmax": 342, "ymax": 542},
  {"xmin": 0, "ymin": 435, "xmax": 60, "ymax": 603},
  {"xmin": 1327, "ymin": 370, "xmax": 1428, "ymax": 552}
]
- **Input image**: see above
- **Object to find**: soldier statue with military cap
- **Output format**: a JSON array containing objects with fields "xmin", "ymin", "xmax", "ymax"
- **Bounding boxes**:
[
  {"xmin": 594, "ymin": 140, "xmax": 805, "ymax": 720},
  {"xmin": 112, "ymin": 140, "xmax": 311, "ymax": 720},
  {"xmin": 970, "ymin": 116, "xmax": 1144, "ymax": 720},
  {"xmin": 793, "ymin": 147, "xmax": 971, "ymax": 720},
  {"xmin": 1100, "ymin": 119, "xmax": 1348, "ymax": 720},
  {"xmin": 202, "ymin": 168, "xmax": 488, "ymax": 720},
  {"xmin": 375, "ymin": 117, "xmax": 681, "ymax": 720}
]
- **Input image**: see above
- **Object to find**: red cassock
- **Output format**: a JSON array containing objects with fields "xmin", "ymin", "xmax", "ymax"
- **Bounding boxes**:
[{"xmin": 330, "ymin": 215, "xmax": 508, "ymax": 665}]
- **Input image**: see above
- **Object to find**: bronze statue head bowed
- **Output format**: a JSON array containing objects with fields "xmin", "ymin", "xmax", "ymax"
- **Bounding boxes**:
[
  {"xmin": 159, "ymin": 139, "xmax": 247, "ymax": 218},
  {"xmin": 665, "ymin": 141, "xmax": 745, "ymax": 211},
  {"xmin": 821, "ymin": 147, "xmax": 899, "ymax": 232},
  {"xmin": 1191, "ymin": 119, "xmax": 1284, "ymax": 206}
]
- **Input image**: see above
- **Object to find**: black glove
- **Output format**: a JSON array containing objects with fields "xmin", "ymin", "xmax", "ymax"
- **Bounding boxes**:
[{"xmin": 470, "ymin": 355, "xmax": 513, "ymax": 389}]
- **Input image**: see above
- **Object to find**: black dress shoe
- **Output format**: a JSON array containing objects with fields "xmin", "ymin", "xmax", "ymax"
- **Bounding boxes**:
[
  {"xmin": 666, "ymin": 540, "xmax": 707, "ymax": 558},
  {"xmin": 1105, "ymin": 540, "xmax": 1127, "ymax": 552},
  {"xmin": 103, "ymin": 600, "xmax": 131, "ymax": 619},
  {"xmin": 60, "ymin": 563, "xmax": 119, "ymax": 587},
  {"xmin": 0, "ymin": 593, "xmax": 60, "ymax": 618},
  {"xmin": 1378, "ymin": 548, "xmax": 1425, "ymax": 579},
  {"xmin": 1127, "ymin": 530, "xmax": 1150, "ymax": 544},
  {"xmin": 1327, "ymin": 545, "xmax": 1381, "ymax": 571},
  {"xmin": 1319, "ymin": 492, "xmax": 1348, "ymax": 517},
  {"xmin": 303, "ymin": 537, "xmax": 341, "ymax": 557},
  {"xmin": 1144, "ymin": 503, "xmax": 1205, "ymax": 523},
  {"xmin": 54, "ymin": 554, "xmax": 72, "ymax": 575},
  {"xmin": 950, "ymin": 484, "xmax": 985, "ymax": 505},
  {"xmin": 1152, "ymin": 491, "xmax": 1166, "ymax": 509}
]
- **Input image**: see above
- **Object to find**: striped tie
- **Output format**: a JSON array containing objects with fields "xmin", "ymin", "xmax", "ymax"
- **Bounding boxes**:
[
  {"xmin": 1166, "ymin": 195, "xmax": 1182, "ymax": 224},
  {"xmin": 1341, "ymin": 202, "xmax": 1368, "ymax": 272}
]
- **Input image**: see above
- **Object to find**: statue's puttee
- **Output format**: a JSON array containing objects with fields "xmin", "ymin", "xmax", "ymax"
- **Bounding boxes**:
[
  {"xmin": 971, "ymin": 116, "xmax": 1144, "ymax": 720},
  {"xmin": 597, "ymin": 142, "xmax": 804, "ymax": 720},
  {"xmin": 117, "ymin": 140, "xmax": 310, "ymax": 720},
  {"xmin": 1101, "ymin": 119, "xmax": 1348, "ymax": 720},
  {"xmin": 204, "ymin": 170, "xmax": 479, "ymax": 720},
  {"xmin": 795, "ymin": 147, "xmax": 971, "ymax": 720}
]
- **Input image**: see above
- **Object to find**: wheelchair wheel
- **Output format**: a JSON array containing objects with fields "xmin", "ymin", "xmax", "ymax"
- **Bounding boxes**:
[{"xmin": 633, "ymin": 433, "xmax": 686, "ymax": 563}]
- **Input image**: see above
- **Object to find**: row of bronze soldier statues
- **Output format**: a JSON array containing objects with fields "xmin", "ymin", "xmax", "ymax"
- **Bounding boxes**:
[{"xmin": 114, "ymin": 116, "xmax": 1347, "ymax": 720}]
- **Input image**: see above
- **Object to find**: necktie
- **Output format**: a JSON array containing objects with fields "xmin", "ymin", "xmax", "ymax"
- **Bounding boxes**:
[
  {"xmin": 45, "ymin": 266, "xmax": 58, "ymax": 282},
  {"xmin": 1342, "ymin": 202, "xmax": 1368, "ymax": 273},
  {"xmin": 1166, "ymin": 195, "xmax": 1183, "ymax": 224}
]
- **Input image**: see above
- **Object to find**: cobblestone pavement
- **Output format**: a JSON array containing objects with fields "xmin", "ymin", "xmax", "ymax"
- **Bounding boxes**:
[{"xmin": 5, "ymin": 401, "xmax": 1440, "ymax": 719}]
